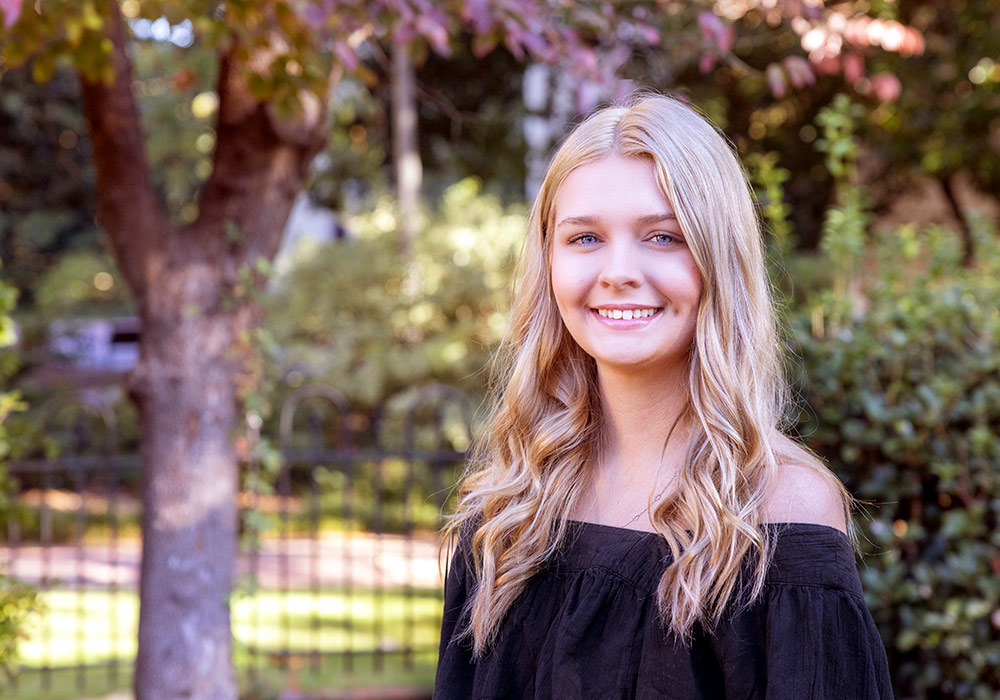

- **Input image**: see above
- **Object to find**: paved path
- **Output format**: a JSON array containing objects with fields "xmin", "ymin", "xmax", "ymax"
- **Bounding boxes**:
[{"xmin": 0, "ymin": 531, "xmax": 444, "ymax": 590}]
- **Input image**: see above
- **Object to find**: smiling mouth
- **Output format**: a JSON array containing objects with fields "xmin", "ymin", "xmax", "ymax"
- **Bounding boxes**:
[{"xmin": 594, "ymin": 308, "xmax": 661, "ymax": 320}]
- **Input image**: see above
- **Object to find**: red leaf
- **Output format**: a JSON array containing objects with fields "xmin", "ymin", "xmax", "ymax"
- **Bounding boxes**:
[
  {"xmin": 332, "ymin": 41, "xmax": 360, "ymax": 71},
  {"xmin": 462, "ymin": 0, "xmax": 493, "ymax": 34},
  {"xmin": 518, "ymin": 30, "xmax": 551, "ymax": 59},
  {"xmin": 472, "ymin": 31, "xmax": 498, "ymax": 58},
  {"xmin": 815, "ymin": 55, "xmax": 841, "ymax": 75},
  {"xmin": 869, "ymin": 72, "xmax": 901, "ymax": 101},
  {"xmin": 718, "ymin": 25, "xmax": 734, "ymax": 53},
  {"xmin": 697, "ymin": 11, "xmax": 732, "ymax": 53},
  {"xmin": 1, "ymin": 0, "xmax": 22, "ymax": 28},
  {"xmin": 699, "ymin": 52, "xmax": 716, "ymax": 74},
  {"xmin": 415, "ymin": 14, "xmax": 451, "ymax": 56},
  {"xmin": 783, "ymin": 55, "xmax": 815, "ymax": 89},
  {"xmin": 765, "ymin": 63, "xmax": 787, "ymax": 99},
  {"xmin": 571, "ymin": 46, "xmax": 598, "ymax": 73},
  {"xmin": 637, "ymin": 24, "xmax": 660, "ymax": 45},
  {"xmin": 842, "ymin": 53, "xmax": 865, "ymax": 83},
  {"xmin": 502, "ymin": 33, "xmax": 525, "ymax": 61},
  {"xmin": 900, "ymin": 27, "xmax": 925, "ymax": 56},
  {"xmin": 697, "ymin": 12, "xmax": 723, "ymax": 42},
  {"xmin": 394, "ymin": 24, "xmax": 416, "ymax": 45}
]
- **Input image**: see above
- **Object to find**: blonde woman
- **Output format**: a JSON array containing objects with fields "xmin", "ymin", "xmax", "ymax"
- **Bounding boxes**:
[{"xmin": 435, "ymin": 94, "xmax": 893, "ymax": 699}]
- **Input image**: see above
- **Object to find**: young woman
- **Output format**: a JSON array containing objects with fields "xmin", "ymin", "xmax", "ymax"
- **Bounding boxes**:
[{"xmin": 435, "ymin": 94, "xmax": 893, "ymax": 699}]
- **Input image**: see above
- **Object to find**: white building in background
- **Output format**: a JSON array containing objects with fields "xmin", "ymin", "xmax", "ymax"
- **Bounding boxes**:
[
  {"xmin": 48, "ymin": 316, "xmax": 140, "ymax": 373},
  {"xmin": 272, "ymin": 190, "xmax": 346, "ymax": 278},
  {"xmin": 37, "ymin": 316, "xmax": 141, "ymax": 408}
]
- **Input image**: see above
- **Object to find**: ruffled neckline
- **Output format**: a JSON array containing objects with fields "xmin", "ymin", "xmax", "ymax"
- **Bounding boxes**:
[{"xmin": 553, "ymin": 519, "xmax": 861, "ymax": 596}]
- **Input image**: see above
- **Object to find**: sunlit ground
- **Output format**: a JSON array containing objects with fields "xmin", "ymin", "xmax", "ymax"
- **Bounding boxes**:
[{"xmin": 8, "ymin": 588, "xmax": 442, "ymax": 700}]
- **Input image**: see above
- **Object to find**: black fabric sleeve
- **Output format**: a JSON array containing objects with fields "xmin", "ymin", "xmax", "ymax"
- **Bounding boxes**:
[
  {"xmin": 434, "ymin": 529, "xmax": 476, "ymax": 699},
  {"xmin": 437, "ymin": 535, "xmax": 469, "ymax": 660},
  {"xmin": 758, "ymin": 584, "xmax": 894, "ymax": 699},
  {"xmin": 709, "ymin": 525, "xmax": 895, "ymax": 700}
]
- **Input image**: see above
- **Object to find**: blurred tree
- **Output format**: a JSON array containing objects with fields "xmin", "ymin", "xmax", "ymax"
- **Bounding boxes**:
[
  {"xmin": 129, "ymin": 32, "xmax": 219, "ymax": 226},
  {"xmin": 862, "ymin": 0, "xmax": 1000, "ymax": 265},
  {"xmin": 0, "ymin": 2, "xmax": 654, "ymax": 699},
  {"xmin": 0, "ymin": 1, "xmax": 924, "ymax": 698},
  {"xmin": 304, "ymin": 76, "xmax": 388, "ymax": 211},
  {"xmin": 617, "ymin": 0, "xmax": 923, "ymax": 249},
  {"xmin": 408, "ymin": 38, "xmax": 529, "ymax": 202},
  {"xmin": 305, "ymin": 37, "xmax": 529, "ymax": 214},
  {"xmin": 0, "ymin": 66, "xmax": 99, "ymax": 301}
]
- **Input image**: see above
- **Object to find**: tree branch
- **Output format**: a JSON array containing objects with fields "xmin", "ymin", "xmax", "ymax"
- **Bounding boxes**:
[
  {"xmin": 196, "ymin": 46, "xmax": 333, "ymax": 270},
  {"xmin": 79, "ymin": 1, "xmax": 171, "ymax": 303},
  {"xmin": 938, "ymin": 174, "xmax": 975, "ymax": 267}
]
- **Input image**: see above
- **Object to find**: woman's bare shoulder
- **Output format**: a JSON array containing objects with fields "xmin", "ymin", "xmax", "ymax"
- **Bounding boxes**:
[{"xmin": 762, "ymin": 433, "xmax": 849, "ymax": 534}]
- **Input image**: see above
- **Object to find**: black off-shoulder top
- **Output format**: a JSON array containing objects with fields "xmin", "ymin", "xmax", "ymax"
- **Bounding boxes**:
[{"xmin": 434, "ymin": 521, "xmax": 894, "ymax": 700}]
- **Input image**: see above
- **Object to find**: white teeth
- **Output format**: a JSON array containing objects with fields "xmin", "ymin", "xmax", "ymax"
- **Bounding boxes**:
[{"xmin": 596, "ymin": 308, "xmax": 657, "ymax": 319}]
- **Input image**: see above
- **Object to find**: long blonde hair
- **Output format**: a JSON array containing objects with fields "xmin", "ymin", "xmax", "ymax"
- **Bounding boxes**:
[{"xmin": 445, "ymin": 93, "xmax": 845, "ymax": 656}]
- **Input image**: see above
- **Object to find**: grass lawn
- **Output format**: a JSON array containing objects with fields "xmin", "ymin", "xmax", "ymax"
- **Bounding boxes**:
[
  {"xmin": 7, "ymin": 587, "xmax": 443, "ymax": 700},
  {"xmin": 7, "ymin": 655, "xmax": 438, "ymax": 700}
]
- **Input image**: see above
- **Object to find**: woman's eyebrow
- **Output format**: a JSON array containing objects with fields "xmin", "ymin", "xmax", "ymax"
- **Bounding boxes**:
[
  {"xmin": 633, "ymin": 212, "xmax": 678, "ymax": 226},
  {"xmin": 555, "ymin": 215, "xmax": 600, "ymax": 228},
  {"xmin": 555, "ymin": 212, "xmax": 677, "ymax": 228}
]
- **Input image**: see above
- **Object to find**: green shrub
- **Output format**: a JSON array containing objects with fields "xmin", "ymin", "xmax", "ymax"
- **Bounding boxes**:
[
  {"xmin": 0, "ymin": 573, "xmax": 37, "ymax": 682},
  {"xmin": 264, "ymin": 177, "xmax": 523, "ymax": 412},
  {"xmin": 32, "ymin": 249, "xmax": 133, "ymax": 320},
  {"xmin": 790, "ymin": 221, "xmax": 1000, "ymax": 699},
  {"xmin": 0, "ymin": 266, "xmax": 38, "ymax": 686}
]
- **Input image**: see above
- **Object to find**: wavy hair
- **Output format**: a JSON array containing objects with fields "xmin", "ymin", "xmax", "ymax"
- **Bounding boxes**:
[{"xmin": 444, "ymin": 93, "xmax": 848, "ymax": 656}]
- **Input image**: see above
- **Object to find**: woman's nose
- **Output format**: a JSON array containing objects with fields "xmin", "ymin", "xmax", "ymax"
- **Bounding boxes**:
[{"xmin": 598, "ymin": 239, "xmax": 642, "ymax": 289}]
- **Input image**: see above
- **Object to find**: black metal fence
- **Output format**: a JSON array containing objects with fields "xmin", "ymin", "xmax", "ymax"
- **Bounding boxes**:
[{"xmin": 0, "ymin": 383, "xmax": 473, "ymax": 699}]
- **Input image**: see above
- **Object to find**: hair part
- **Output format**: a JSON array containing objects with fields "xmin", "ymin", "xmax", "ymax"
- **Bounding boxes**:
[{"xmin": 443, "ymin": 92, "xmax": 850, "ymax": 656}]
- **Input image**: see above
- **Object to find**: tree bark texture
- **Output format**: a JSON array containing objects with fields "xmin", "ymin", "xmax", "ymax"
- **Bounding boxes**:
[
  {"xmin": 131, "ymin": 302, "xmax": 241, "ymax": 700},
  {"xmin": 79, "ymin": 4, "xmax": 331, "ymax": 698}
]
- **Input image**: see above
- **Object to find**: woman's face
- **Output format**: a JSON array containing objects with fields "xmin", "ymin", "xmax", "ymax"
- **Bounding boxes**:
[{"xmin": 549, "ymin": 155, "xmax": 702, "ymax": 376}]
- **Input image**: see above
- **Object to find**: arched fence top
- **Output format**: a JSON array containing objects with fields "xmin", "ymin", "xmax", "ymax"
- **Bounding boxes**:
[
  {"xmin": 273, "ymin": 382, "xmax": 476, "ymax": 453},
  {"xmin": 41, "ymin": 393, "xmax": 119, "ymax": 456},
  {"xmin": 377, "ymin": 383, "xmax": 476, "ymax": 451},
  {"xmin": 277, "ymin": 383, "xmax": 352, "ymax": 450}
]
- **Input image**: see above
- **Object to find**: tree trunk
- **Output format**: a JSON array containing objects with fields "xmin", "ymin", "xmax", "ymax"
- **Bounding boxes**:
[
  {"xmin": 79, "ymin": 4, "xmax": 333, "ymax": 698},
  {"xmin": 392, "ymin": 46, "xmax": 421, "ymax": 255},
  {"xmin": 939, "ymin": 173, "xmax": 975, "ymax": 267},
  {"xmin": 131, "ymin": 272, "xmax": 241, "ymax": 699}
]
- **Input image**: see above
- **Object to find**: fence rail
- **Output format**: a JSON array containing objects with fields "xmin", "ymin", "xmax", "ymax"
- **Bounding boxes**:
[{"xmin": 0, "ymin": 383, "xmax": 472, "ymax": 699}]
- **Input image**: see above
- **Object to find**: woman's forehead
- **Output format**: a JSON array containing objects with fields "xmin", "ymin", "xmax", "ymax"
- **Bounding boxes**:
[{"xmin": 551, "ymin": 155, "xmax": 675, "ymax": 225}]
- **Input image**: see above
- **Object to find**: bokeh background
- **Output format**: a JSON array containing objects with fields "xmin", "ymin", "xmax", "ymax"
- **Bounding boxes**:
[{"xmin": 1, "ymin": 1, "xmax": 998, "ymax": 699}]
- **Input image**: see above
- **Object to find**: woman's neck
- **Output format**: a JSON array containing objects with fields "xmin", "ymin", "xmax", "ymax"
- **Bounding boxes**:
[
  {"xmin": 581, "ymin": 362, "xmax": 693, "ymax": 531},
  {"xmin": 597, "ymin": 362, "xmax": 691, "ymax": 467}
]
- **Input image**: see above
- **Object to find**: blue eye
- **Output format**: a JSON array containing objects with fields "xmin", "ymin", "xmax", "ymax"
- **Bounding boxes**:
[
  {"xmin": 570, "ymin": 233, "xmax": 599, "ymax": 245},
  {"xmin": 650, "ymin": 232, "xmax": 679, "ymax": 245}
]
